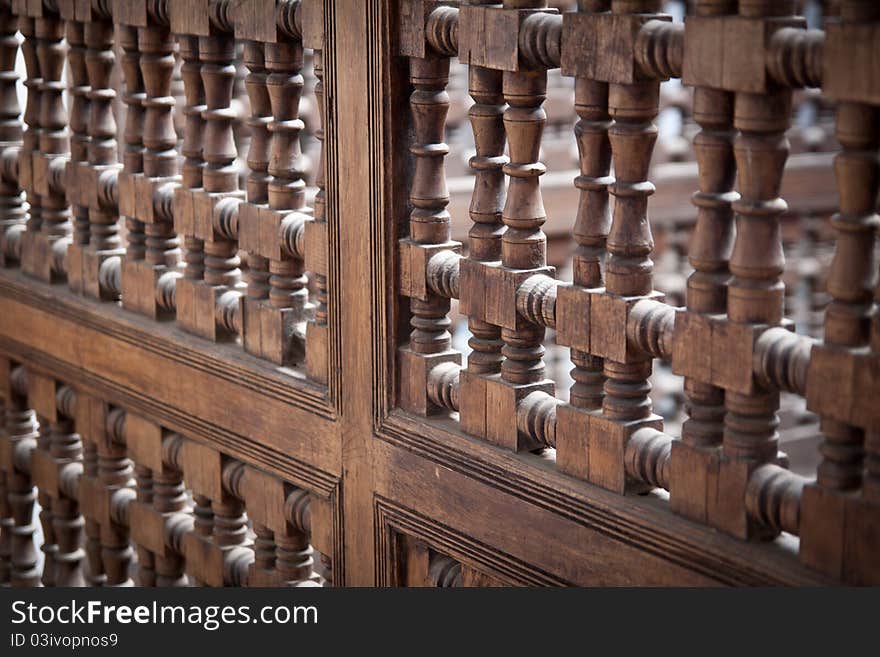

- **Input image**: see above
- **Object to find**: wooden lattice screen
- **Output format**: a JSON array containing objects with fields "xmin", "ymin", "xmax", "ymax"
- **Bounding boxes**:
[{"xmin": 0, "ymin": 0, "xmax": 877, "ymax": 587}]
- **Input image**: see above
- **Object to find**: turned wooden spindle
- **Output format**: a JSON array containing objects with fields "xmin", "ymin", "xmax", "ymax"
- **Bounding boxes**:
[
  {"xmin": 18, "ymin": 17, "xmax": 41, "ymax": 250},
  {"xmin": 19, "ymin": 13, "xmax": 69, "ymax": 283},
  {"xmin": 83, "ymin": 14, "xmax": 123, "ymax": 300},
  {"xmin": 133, "ymin": 464, "xmax": 155, "ymax": 586},
  {"xmin": 141, "ymin": 25, "xmax": 179, "ymax": 268},
  {"xmin": 46, "ymin": 388, "xmax": 85, "ymax": 587},
  {"xmin": 714, "ymin": 0, "xmax": 796, "ymax": 540},
  {"xmin": 200, "ymin": 33, "xmax": 242, "ymax": 293},
  {"xmin": 458, "ymin": 2, "xmax": 506, "ymax": 436},
  {"xmin": 305, "ymin": 45, "xmax": 329, "ymax": 383},
  {"xmin": 670, "ymin": 0, "xmax": 738, "ymax": 523},
  {"xmin": 601, "ymin": 1, "xmax": 660, "ymax": 430},
  {"xmin": 152, "ymin": 467, "xmax": 188, "ymax": 586},
  {"xmin": 555, "ymin": 0, "xmax": 613, "ymax": 477},
  {"xmin": 80, "ymin": 426, "xmax": 105, "ymax": 586},
  {"xmin": 569, "ymin": 65, "xmax": 610, "ymax": 411},
  {"xmin": 398, "ymin": 35, "xmax": 463, "ymax": 416},
  {"xmin": 266, "ymin": 37, "xmax": 309, "ymax": 330},
  {"xmin": 65, "ymin": 20, "xmax": 90, "ymax": 285},
  {"xmin": 0, "ymin": 1, "xmax": 23, "ymax": 267},
  {"xmin": 242, "ymin": 41, "xmax": 271, "ymax": 304},
  {"xmin": 179, "ymin": 35, "xmax": 206, "ymax": 283},
  {"xmin": 408, "ymin": 56, "xmax": 453, "ymax": 360},
  {"xmin": 5, "ymin": 370, "xmax": 39, "ymax": 587},
  {"xmin": 798, "ymin": 0, "xmax": 880, "ymax": 580},
  {"xmin": 119, "ymin": 25, "xmax": 146, "ymax": 264},
  {"xmin": 500, "ymin": 30, "xmax": 549, "ymax": 392}
]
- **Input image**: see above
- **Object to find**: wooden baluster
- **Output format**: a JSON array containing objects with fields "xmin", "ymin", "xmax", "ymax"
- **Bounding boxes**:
[
  {"xmin": 21, "ymin": 11, "xmax": 69, "ymax": 283},
  {"xmin": 95, "ymin": 407, "xmax": 133, "ymax": 586},
  {"xmin": 36, "ymin": 423, "xmax": 56, "ymax": 586},
  {"xmin": 801, "ymin": 0, "xmax": 880, "ymax": 580},
  {"xmin": 459, "ymin": 0, "xmax": 506, "ymax": 438},
  {"xmin": 49, "ymin": 387, "xmax": 84, "ymax": 587},
  {"xmin": 399, "ymin": 47, "xmax": 461, "ymax": 416},
  {"xmin": 669, "ymin": 0, "xmax": 737, "ymax": 523},
  {"xmin": 73, "ymin": 392, "xmax": 103, "ymax": 587},
  {"xmin": 240, "ymin": 41, "xmax": 271, "ymax": 341},
  {"xmin": 304, "ymin": 42, "xmax": 329, "ymax": 384},
  {"xmin": 119, "ymin": 25, "xmax": 146, "ymax": 268},
  {"xmin": 556, "ymin": 0, "xmax": 612, "ymax": 477},
  {"xmin": 257, "ymin": 28, "xmax": 310, "ymax": 363},
  {"xmin": 17, "ymin": 17, "xmax": 41, "ymax": 272},
  {"xmin": 277, "ymin": 488, "xmax": 318, "ymax": 586},
  {"xmin": 63, "ymin": 17, "xmax": 90, "ymax": 294},
  {"xmin": 0, "ymin": 0, "xmax": 24, "ymax": 267},
  {"xmin": 5, "ymin": 367, "xmax": 39, "ymax": 587},
  {"xmin": 0, "ymin": 437, "xmax": 9, "ymax": 584},
  {"xmin": 174, "ymin": 2, "xmax": 246, "ymax": 342},
  {"xmin": 121, "ymin": 5, "xmax": 181, "ymax": 319},
  {"xmin": 191, "ymin": 493, "xmax": 213, "ymax": 586},
  {"xmin": 152, "ymin": 467, "xmax": 188, "ymax": 586},
  {"xmin": 82, "ymin": 12, "xmax": 124, "ymax": 300},
  {"xmin": 177, "ymin": 35, "xmax": 206, "ymax": 284},
  {"xmin": 250, "ymin": 523, "xmax": 277, "ymax": 585},
  {"xmin": 713, "ymin": 0, "xmax": 796, "ymax": 539},
  {"xmin": 133, "ymin": 464, "xmax": 155, "ymax": 586},
  {"xmin": 199, "ymin": 28, "xmax": 242, "ymax": 334}
]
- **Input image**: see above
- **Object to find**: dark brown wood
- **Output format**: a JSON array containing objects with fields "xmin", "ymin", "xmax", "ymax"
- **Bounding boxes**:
[{"xmin": 0, "ymin": 0, "xmax": 875, "ymax": 588}]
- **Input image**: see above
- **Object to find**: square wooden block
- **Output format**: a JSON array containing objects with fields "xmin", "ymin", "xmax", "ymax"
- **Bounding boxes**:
[
  {"xmin": 65, "ymin": 243, "xmax": 86, "ymax": 295},
  {"xmin": 124, "ymin": 413, "xmax": 165, "ymax": 473},
  {"xmin": 555, "ymin": 284, "xmax": 594, "ymax": 354},
  {"xmin": 117, "ymin": 171, "xmax": 139, "ymax": 219},
  {"xmin": 709, "ymin": 454, "xmax": 778, "ymax": 541},
  {"xmin": 555, "ymin": 402, "xmax": 596, "ymax": 480},
  {"xmin": 458, "ymin": 257, "xmax": 500, "ymax": 324},
  {"xmin": 82, "ymin": 248, "xmax": 123, "ymax": 301},
  {"xmin": 398, "ymin": 238, "xmax": 460, "ymax": 302},
  {"xmin": 121, "ymin": 258, "xmax": 168, "ymax": 320},
  {"xmin": 459, "ymin": 5, "xmax": 554, "ymax": 71},
  {"xmin": 192, "ymin": 189, "xmax": 245, "ymax": 242},
  {"xmin": 173, "ymin": 186, "xmax": 196, "ymax": 238},
  {"xmin": 562, "ymin": 12, "xmax": 666, "ymax": 84},
  {"xmin": 668, "ymin": 440, "xmax": 720, "ymax": 524},
  {"xmin": 304, "ymin": 217, "xmax": 328, "ymax": 277},
  {"xmin": 183, "ymin": 532, "xmax": 225, "ymax": 587},
  {"xmin": 587, "ymin": 412, "xmax": 662, "ymax": 494},
  {"xmin": 590, "ymin": 290, "xmax": 663, "ymax": 364},
  {"xmin": 458, "ymin": 368, "xmax": 495, "ymax": 439},
  {"xmin": 484, "ymin": 375, "xmax": 554, "ymax": 452},
  {"xmin": 398, "ymin": 346, "xmax": 461, "ymax": 416},
  {"xmin": 30, "ymin": 447, "xmax": 60, "ymax": 499},
  {"xmin": 237, "ymin": 201, "xmax": 263, "ymax": 254},
  {"xmin": 20, "ymin": 231, "xmax": 54, "ymax": 283},
  {"xmin": 301, "ymin": 0, "xmax": 325, "ymax": 51},
  {"xmin": 181, "ymin": 440, "xmax": 224, "ymax": 502},
  {"xmin": 128, "ymin": 501, "xmax": 170, "ymax": 556},
  {"xmin": 242, "ymin": 297, "xmax": 306, "ymax": 365},
  {"xmin": 305, "ymin": 320, "xmax": 329, "ymax": 385},
  {"xmin": 844, "ymin": 497, "xmax": 880, "ymax": 585},
  {"xmin": 483, "ymin": 264, "xmax": 555, "ymax": 332},
  {"xmin": 823, "ymin": 23, "xmax": 880, "ymax": 105},
  {"xmin": 799, "ymin": 483, "xmax": 847, "ymax": 579},
  {"xmin": 239, "ymin": 465, "xmax": 287, "ymax": 535},
  {"xmin": 175, "ymin": 278, "xmax": 226, "ymax": 341},
  {"xmin": 136, "ymin": 175, "xmax": 179, "ymax": 225},
  {"xmin": 27, "ymin": 371, "xmax": 57, "ymax": 422}
]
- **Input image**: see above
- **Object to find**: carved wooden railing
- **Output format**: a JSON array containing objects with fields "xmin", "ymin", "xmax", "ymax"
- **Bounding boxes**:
[
  {"xmin": 0, "ymin": 0, "xmax": 341, "ymax": 588},
  {"xmin": 394, "ymin": 0, "xmax": 880, "ymax": 585},
  {"xmin": 0, "ymin": 0, "xmax": 877, "ymax": 587}
]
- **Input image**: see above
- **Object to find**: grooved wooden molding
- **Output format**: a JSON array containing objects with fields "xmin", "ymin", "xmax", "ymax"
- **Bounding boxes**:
[{"xmin": 0, "ymin": 0, "xmax": 876, "ymax": 587}]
